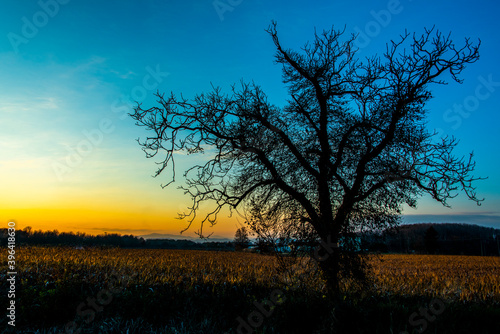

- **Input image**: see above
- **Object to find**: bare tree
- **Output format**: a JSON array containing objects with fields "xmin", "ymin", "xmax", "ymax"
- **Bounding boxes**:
[
  {"xmin": 131, "ymin": 22, "xmax": 482, "ymax": 297},
  {"xmin": 234, "ymin": 226, "xmax": 250, "ymax": 250}
]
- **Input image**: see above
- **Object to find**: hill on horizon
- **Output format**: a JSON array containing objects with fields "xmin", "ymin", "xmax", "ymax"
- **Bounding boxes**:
[
  {"xmin": 364, "ymin": 222, "xmax": 500, "ymax": 256},
  {"xmin": 139, "ymin": 232, "xmax": 232, "ymax": 243}
]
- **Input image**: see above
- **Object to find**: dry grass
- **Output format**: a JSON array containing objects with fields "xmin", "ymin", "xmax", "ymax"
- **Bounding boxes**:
[
  {"xmin": 2, "ymin": 246, "xmax": 499, "ymax": 303},
  {"xmin": 370, "ymin": 254, "xmax": 500, "ymax": 302}
]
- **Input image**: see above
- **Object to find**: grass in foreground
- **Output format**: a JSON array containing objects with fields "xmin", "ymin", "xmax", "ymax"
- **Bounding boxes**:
[{"xmin": 1, "ymin": 247, "xmax": 499, "ymax": 333}]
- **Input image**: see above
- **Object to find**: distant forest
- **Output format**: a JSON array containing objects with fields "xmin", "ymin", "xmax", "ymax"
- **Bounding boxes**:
[
  {"xmin": 361, "ymin": 223, "xmax": 500, "ymax": 256},
  {"xmin": 0, "ymin": 227, "xmax": 233, "ymax": 251},
  {"xmin": 1, "ymin": 223, "xmax": 499, "ymax": 256}
]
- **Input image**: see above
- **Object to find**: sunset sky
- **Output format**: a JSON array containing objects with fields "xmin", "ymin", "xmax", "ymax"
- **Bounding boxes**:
[{"xmin": 1, "ymin": 0, "xmax": 500, "ymax": 239}]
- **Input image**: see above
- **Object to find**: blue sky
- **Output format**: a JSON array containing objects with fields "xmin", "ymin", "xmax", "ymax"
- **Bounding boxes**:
[{"xmin": 1, "ymin": 0, "xmax": 500, "ymax": 238}]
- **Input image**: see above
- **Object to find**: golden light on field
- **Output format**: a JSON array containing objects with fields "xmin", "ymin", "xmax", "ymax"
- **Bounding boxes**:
[
  {"xmin": 370, "ymin": 254, "xmax": 500, "ymax": 302},
  {"xmin": 6, "ymin": 247, "xmax": 499, "ymax": 304}
]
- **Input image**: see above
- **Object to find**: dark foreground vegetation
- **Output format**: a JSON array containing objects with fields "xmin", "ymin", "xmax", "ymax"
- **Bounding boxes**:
[
  {"xmin": 0, "ymin": 247, "xmax": 498, "ymax": 333},
  {"xmin": 5, "ymin": 287, "xmax": 499, "ymax": 333}
]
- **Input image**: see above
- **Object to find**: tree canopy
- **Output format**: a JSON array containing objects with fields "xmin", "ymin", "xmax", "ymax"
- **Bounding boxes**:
[{"xmin": 131, "ymin": 22, "xmax": 482, "ymax": 295}]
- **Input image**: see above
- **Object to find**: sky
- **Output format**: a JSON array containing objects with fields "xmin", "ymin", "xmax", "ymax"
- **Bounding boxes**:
[{"xmin": 1, "ymin": 0, "xmax": 500, "ymax": 239}]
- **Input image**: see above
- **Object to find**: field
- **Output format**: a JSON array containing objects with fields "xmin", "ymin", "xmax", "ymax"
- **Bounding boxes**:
[{"xmin": 1, "ymin": 247, "xmax": 500, "ymax": 333}]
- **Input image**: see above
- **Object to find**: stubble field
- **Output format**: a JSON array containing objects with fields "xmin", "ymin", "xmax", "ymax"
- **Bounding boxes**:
[{"xmin": 1, "ymin": 246, "xmax": 499, "ymax": 333}]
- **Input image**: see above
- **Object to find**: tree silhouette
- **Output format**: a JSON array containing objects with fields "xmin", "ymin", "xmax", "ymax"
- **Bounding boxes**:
[
  {"xmin": 131, "ymin": 22, "xmax": 482, "ymax": 297},
  {"xmin": 234, "ymin": 226, "xmax": 250, "ymax": 250}
]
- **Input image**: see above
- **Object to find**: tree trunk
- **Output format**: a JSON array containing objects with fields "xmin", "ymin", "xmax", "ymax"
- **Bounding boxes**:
[
  {"xmin": 316, "ymin": 241, "xmax": 342, "ymax": 299},
  {"xmin": 319, "ymin": 250, "xmax": 340, "ymax": 299}
]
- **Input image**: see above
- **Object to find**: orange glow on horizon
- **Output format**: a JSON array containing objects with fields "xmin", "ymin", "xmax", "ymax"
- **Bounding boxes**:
[{"xmin": 1, "ymin": 206, "xmax": 238, "ymax": 239}]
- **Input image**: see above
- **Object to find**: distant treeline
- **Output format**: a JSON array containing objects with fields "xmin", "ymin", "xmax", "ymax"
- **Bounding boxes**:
[
  {"xmin": 1, "ymin": 223, "xmax": 499, "ymax": 255},
  {"xmin": 0, "ymin": 227, "xmax": 234, "ymax": 251},
  {"xmin": 0, "ymin": 227, "xmax": 146, "ymax": 247},
  {"xmin": 361, "ymin": 223, "xmax": 500, "ymax": 256}
]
